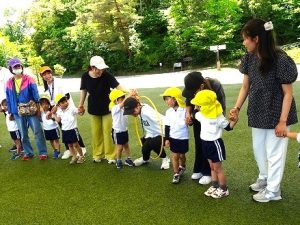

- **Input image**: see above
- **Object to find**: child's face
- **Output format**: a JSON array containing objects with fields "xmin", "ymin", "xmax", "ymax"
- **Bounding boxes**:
[
  {"xmin": 58, "ymin": 99, "xmax": 69, "ymax": 110},
  {"xmin": 116, "ymin": 96, "xmax": 125, "ymax": 104},
  {"xmin": 1, "ymin": 101, "xmax": 7, "ymax": 111},
  {"xmin": 40, "ymin": 100, "xmax": 50, "ymax": 111},
  {"xmin": 164, "ymin": 96, "xmax": 176, "ymax": 108},
  {"xmin": 131, "ymin": 105, "xmax": 141, "ymax": 117}
]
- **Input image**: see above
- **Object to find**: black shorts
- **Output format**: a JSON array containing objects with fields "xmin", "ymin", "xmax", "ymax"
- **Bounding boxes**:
[
  {"xmin": 10, "ymin": 130, "xmax": 21, "ymax": 141},
  {"xmin": 169, "ymin": 138, "xmax": 189, "ymax": 154},
  {"xmin": 62, "ymin": 128, "xmax": 80, "ymax": 144},
  {"xmin": 44, "ymin": 128, "xmax": 60, "ymax": 141},
  {"xmin": 202, "ymin": 138, "xmax": 226, "ymax": 163},
  {"xmin": 112, "ymin": 129, "xmax": 128, "ymax": 145}
]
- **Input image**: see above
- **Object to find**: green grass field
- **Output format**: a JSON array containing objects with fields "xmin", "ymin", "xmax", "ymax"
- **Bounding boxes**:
[{"xmin": 0, "ymin": 83, "xmax": 299, "ymax": 225}]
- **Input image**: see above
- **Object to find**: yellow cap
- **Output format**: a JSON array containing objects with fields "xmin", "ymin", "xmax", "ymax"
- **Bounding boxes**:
[
  {"xmin": 109, "ymin": 89, "xmax": 126, "ymax": 110},
  {"xmin": 191, "ymin": 90, "xmax": 223, "ymax": 119},
  {"xmin": 39, "ymin": 66, "xmax": 52, "ymax": 75},
  {"xmin": 39, "ymin": 94, "xmax": 50, "ymax": 103},
  {"xmin": 160, "ymin": 87, "xmax": 185, "ymax": 108},
  {"xmin": 54, "ymin": 93, "xmax": 66, "ymax": 105}
]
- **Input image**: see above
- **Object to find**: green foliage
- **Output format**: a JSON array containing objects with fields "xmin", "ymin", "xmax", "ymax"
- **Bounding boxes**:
[
  {"xmin": 0, "ymin": 33, "xmax": 22, "ymax": 66},
  {"xmin": 27, "ymin": 55, "xmax": 45, "ymax": 85},
  {"xmin": 54, "ymin": 63, "xmax": 66, "ymax": 77},
  {"xmin": 286, "ymin": 48, "xmax": 300, "ymax": 64}
]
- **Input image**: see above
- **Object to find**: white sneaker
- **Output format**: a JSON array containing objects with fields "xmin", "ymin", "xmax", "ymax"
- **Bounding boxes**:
[
  {"xmin": 204, "ymin": 186, "xmax": 218, "ymax": 197},
  {"xmin": 77, "ymin": 147, "xmax": 87, "ymax": 157},
  {"xmin": 211, "ymin": 187, "xmax": 229, "ymax": 199},
  {"xmin": 133, "ymin": 157, "xmax": 148, "ymax": 166},
  {"xmin": 199, "ymin": 176, "xmax": 212, "ymax": 185},
  {"xmin": 249, "ymin": 178, "xmax": 267, "ymax": 192},
  {"xmin": 107, "ymin": 159, "xmax": 116, "ymax": 164},
  {"xmin": 161, "ymin": 157, "xmax": 170, "ymax": 170},
  {"xmin": 191, "ymin": 173, "xmax": 203, "ymax": 180},
  {"xmin": 253, "ymin": 189, "xmax": 282, "ymax": 203},
  {"xmin": 61, "ymin": 150, "xmax": 71, "ymax": 159}
]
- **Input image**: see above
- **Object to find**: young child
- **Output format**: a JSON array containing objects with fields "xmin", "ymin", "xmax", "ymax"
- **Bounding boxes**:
[
  {"xmin": 109, "ymin": 89, "xmax": 134, "ymax": 169},
  {"xmin": 52, "ymin": 93, "xmax": 84, "ymax": 164},
  {"xmin": 39, "ymin": 95, "xmax": 61, "ymax": 159},
  {"xmin": 161, "ymin": 87, "xmax": 189, "ymax": 184},
  {"xmin": 191, "ymin": 90, "xmax": 236, "ymax": 199},
  {"xmin": 123, "ymin": 96, "xmax": 170, "ymax": 170},
  {"xmin": 285, "ymin": 131, "xmax": 300, "ymax": 168},
  {"xmin": 1, "ymin": 99, "xmax": 22, "ymax": 160}
]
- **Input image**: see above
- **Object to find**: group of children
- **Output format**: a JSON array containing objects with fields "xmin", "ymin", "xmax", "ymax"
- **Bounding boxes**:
[
  {"xmin": 1, "ymin": 85, "xmax": 299, "ymax": 199},
  {"xmin": 109, "ymin": 86, "xmax": 236, "ymax": 199},
  {"xmin": 1, "ymin": 92, "xmax": 85, "ymax": 165},
  {"xmin": 109, "ymin": 86, "xmax": 300, "ymax": 199}
]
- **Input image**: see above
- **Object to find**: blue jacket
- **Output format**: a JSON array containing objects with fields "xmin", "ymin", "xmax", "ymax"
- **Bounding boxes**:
[{"xmin": 6, "ymin": 74, "xmax": 40, "ymax": 114}]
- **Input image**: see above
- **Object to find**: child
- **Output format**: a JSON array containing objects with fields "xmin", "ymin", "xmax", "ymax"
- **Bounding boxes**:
[
  {"xmin": 191, "ymin": 90, "xmax": 236, "ymax": 199},
  {"xmin": 123, "ymin": 96, "xmax": 170, "ymax": 170},
  {"xmin": 1, "ymin": 99, "xmax": 22, "ymax": 160},
  {"xmin": 52, "ymin": 93, "xmax": 84, "ymax": 164},
  {"xmin": 39, "ymin": 95, "xmax": 61, "ymax": 159},
  {"xmin": 161, "ymin": 87, "xmax": 189, "ymax": 184},
  {"xmin": 109, "ymin": 89, "xmax": 134, "ymax": 169},
  {"xmin": 285, "ymin": 131, "xmax": 300, "ymax": 168}
]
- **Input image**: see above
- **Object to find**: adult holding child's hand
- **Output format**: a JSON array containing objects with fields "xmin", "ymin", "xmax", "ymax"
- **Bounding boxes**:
[
  {"xmin": 231, "ymin": 19, "xmax": 298, "ymax": 203},
  {"xmin": 79, "ymin": 56, "xmax": 133, "ymax": 163}
]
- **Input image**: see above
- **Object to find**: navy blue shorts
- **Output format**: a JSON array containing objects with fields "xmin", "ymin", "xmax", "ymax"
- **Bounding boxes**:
[
  {"xmin": 10, "ymin": 130, "xmax": 21, "ymax": 141},
  {"xmin": 112, "ymin": 129, "xmax": 128, "ymax": 145},
  {"xmin": 202, "ymin": 138, "xmax": 226, "ymax": 162},
  {"xmin": 62, "ymin": 128, "xmax": 80, "ymax": 144},
  {"xmin": 169, "ymin": 138, "xmax": 189, "ymax": 154},
  {"xmin": 44, "ymin": 128, "xmax": 60, "ymax": 141}
]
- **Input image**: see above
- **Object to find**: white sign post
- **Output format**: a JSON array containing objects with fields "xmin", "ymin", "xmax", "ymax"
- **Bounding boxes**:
[{"xmin": 209, "ymin": 44, "xmax": 226, "ymax": 70}]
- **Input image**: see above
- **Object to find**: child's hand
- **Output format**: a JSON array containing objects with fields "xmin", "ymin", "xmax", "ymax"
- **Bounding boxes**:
[
  {"xmin": 46, "ymin": 111, "xmax": 52, "ymax": 120},
  {"xmin": 164, "ymin": 140, "xmax": 170, "ymax": 148},
  {"xmin": 129, "ymin": 89, "xmax": 138, "ymax": 96},
  {"xmin": 78, "ymin": 105, "xmax": 85, "ymax": 115}
]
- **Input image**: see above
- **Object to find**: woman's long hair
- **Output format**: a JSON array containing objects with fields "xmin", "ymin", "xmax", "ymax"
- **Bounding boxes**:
[{"xmin": 241, "ymin": 18, "xmax": 282, "ymax": 75}]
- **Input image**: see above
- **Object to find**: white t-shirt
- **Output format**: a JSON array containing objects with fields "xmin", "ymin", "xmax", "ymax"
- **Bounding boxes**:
[
  {"xmin": 0, "ymin": 67, "xmax": 13, "ymax": 101},
  {"xmin": 41, "ymin": 111, "xmax": 58, "ymax": 130},
  {"xmin": 140, "ymin": 104, "xmax": 165, "ymax": 138},
  {"xmin": 111, "ymin": 104, "xmax": 127, "ymax": 132},
  {"xmin": 5, "ymin": 112, "xmax": 18, "ymax": 132},
  {"xmin": 195, "ymin": 112, "xmax": 229, "ymax": 141},
  {"xmin": 56, "ymin": 105, "xmax": 78, "ymax": 131},
  {"xmin": 165, "ymin": 107, "xmax": 188, "ymax": 140}
]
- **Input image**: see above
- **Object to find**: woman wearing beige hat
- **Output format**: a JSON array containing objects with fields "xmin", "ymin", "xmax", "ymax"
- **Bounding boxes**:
[{"xmin": 78, "ymin": 56, "xmax": 134, "ymax": 163}]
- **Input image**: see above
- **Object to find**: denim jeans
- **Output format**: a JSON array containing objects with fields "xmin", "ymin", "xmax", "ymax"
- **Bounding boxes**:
[{"xmin": 14, "ymin": 113, "xmax": 48, "ymax": 156}]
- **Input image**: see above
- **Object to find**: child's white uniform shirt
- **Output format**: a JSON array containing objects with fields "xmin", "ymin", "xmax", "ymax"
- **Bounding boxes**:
[
  {"xmin": 5, "ymin": 112, "xmax": 18, "ymax": 132},
  {"xmin": 111, "ymin": 104, "xmax": 127, "ymax": 132},
  {"xmin": 41, "ymin": 111, "xmax": 58, "ymax": 130},
  {"xmin": 140, "ymin": 104, "xmax": 165, "ymax": 138},
  {"xmin": 165, "ymin": 107, "xmax": 188, "ymax": 140},
  {"xmin": 56, "ymin": 105, "xmax": 78, "ymax": 131},
  {"xmin": 195, "ymin": 112, "xmax": 229, "ymax": 141}
]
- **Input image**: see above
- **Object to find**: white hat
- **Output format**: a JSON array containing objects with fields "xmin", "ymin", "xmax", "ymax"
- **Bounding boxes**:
[{"xmin": 90, "ymin": 56, "xmax": 109, "ymax": 70}]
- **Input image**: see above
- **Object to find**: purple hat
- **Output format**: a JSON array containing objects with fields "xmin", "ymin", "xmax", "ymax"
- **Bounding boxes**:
[{"xmin": 8, "ymin": 58, "xmax": 22, "ymax": 68}]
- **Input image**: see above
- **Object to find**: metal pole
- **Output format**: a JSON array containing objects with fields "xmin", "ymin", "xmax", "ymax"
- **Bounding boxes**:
[{"xmin": 216, "ymin": 49, "xmax": 221, "ymax": 70}]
